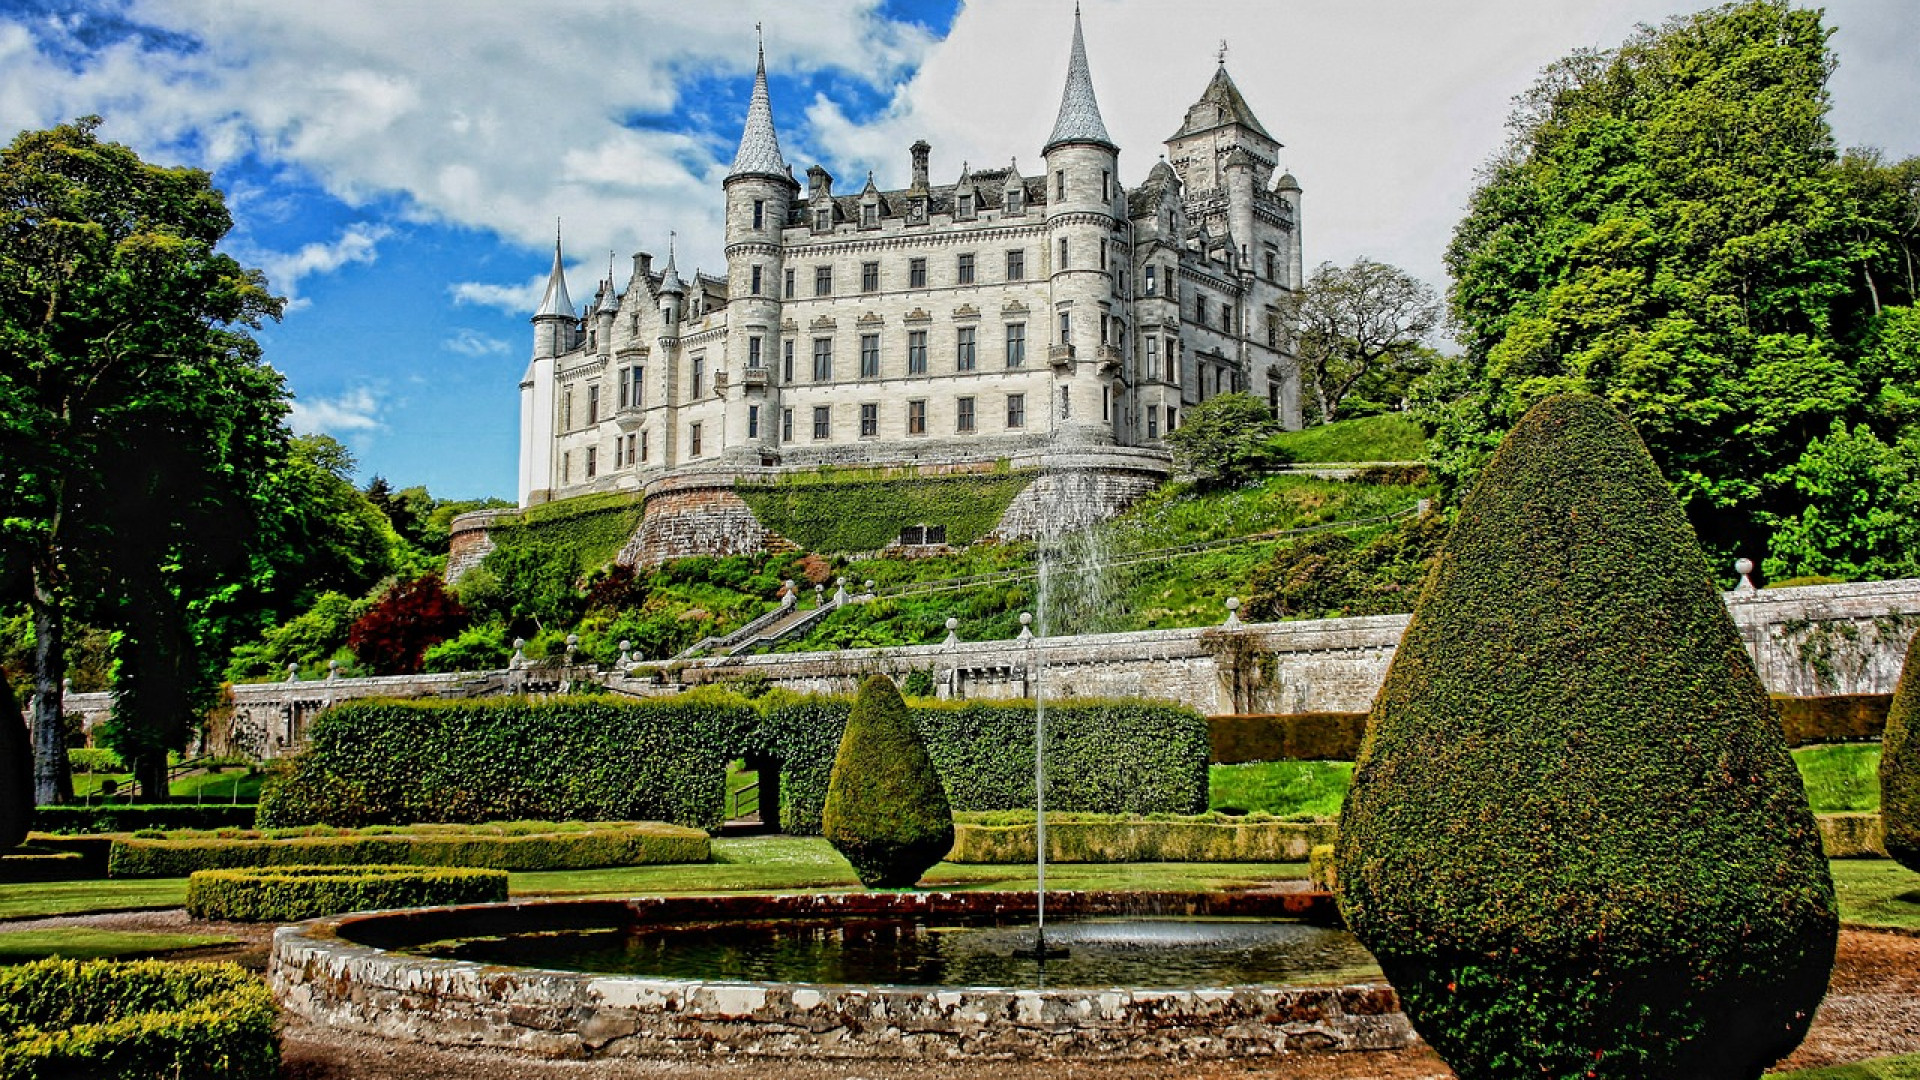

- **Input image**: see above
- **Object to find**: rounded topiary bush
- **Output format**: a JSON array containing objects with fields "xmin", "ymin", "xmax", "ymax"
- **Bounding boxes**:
[
  {"xmin": 186, "ymin": 864, "xmax": 508, "ymax": 922},
  {"xmin": 822, "ymin": 674, "xmax": 954, "ymax": 888},
  {"xmin": 1883, "ymin": 630, "xmax": 1920, "ymax": 871},
  {"xmin": 1336, "ymin": 395, "xmax": 1837, "ymax": 1080}
]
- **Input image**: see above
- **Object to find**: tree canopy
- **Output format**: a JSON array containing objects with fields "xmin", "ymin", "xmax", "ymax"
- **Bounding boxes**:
[
  {"xmin": 1428, "ymin": 1, "xmax": 1919, "ymax": 578},
  {"xmin": 1284, "ymin": 258, "xmax": 1440, "ymax": 425},
  {"xmin": 1164, "ymin": 392, "xmax": 1289, "ymax": 490}
]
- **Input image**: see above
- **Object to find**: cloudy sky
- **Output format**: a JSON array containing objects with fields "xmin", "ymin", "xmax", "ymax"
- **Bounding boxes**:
[{"xmin": 6, "ymin": 0, "xmax": 1916, "ymax": 499}]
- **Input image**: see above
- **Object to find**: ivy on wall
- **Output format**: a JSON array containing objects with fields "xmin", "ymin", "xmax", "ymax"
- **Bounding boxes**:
[{"xmin": 736, "ymin": 468, "xmax": 1037, "ymax": 553}]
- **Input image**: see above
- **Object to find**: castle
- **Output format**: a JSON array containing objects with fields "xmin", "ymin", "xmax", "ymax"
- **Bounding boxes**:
[{"xmin": 516, "ymin": 11, "xmax": 1303, "ymax": 509}]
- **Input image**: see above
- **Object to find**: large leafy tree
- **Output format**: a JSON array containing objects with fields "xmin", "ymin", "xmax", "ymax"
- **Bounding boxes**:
[
  {"xmin": 1431, "ymin": 1, "xmax": 1917, "ymax": 572},
  {"xmin": 1284, "ymin": 258, "xmax": 1441, "ymax": 425},
  {"xmin": 0, "ymin": 118, "xmax": 286, "ymax": 801},
  {"xmin": 1164, "ymin": 392, "xmax": 1289, "ymax": 490}
]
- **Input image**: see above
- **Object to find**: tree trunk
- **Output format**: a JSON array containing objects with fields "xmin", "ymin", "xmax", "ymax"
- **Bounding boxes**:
[
  {"xmin": 135, "ymin": 753, "xmax": 170, "ymax": 803},
  {"xmin": 1314, "ymin": 374, "xmax": 1336, "ymax": 427},
  {"xmin": 29, "ymin": 570, "xmax": 72, "ymax": 806}
]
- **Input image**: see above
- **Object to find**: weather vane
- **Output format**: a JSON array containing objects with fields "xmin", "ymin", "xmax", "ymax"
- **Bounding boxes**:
[{"xmin": 1217, "ymin": 39, "xmax": 1229, "ymax": 66}]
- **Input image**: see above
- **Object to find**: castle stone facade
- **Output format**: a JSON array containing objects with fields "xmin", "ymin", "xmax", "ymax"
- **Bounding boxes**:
[{"xmin": 518, "ymin": 13, "xmax": 1303, "ymax": 507}]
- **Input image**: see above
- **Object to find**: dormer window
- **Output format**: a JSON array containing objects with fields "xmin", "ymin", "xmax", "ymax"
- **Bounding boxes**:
[
  {"xmin": 814, "ymin": 206, "xmax": 832, "ymax": 231},
  {"xmin": 1006, "ymin": 188, "xmax": 1023, "ymax": 214},
  {"xmin": 957, "ymin": 192, "xmax": 974, "ymax": 218},
  {"xmin": 862, "ymin": 203, "xmax": 878, "ymax": 228}
]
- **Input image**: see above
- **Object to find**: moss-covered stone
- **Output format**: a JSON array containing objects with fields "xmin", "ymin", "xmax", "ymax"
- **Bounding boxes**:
[
  {"xmin": 822, "ymin": 675, "xmax": 954, "ymax": 887},
  {"xmin": 1882, "ymin": 631, "xmax": 1920, "ymax": 871},
  {"xmin": 0, "ymin": 670, "xmax": 31, "ymax": 851},
  {"xmin": 1336, "ymin": 395, "xmax": 1837, "ymax": 1080}
]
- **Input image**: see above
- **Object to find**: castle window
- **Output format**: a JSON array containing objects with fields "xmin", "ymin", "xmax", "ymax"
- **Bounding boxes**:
[
  {"xmin": 860, "ymin": 403, "xmax": 878, "ymax": 437},
  {"xmin": 1099, "ymin": 243, "xmax": 1108, "ymax": 271},
  {"xmin": 586, "ymin": 446, "xmax": 597, "ymax": 478},
  {"xmin": 1055, "ymin": 170, "xmax": 1065, "ymax": 199},
  {"xmin": 781, "ymin": 408, "xmax": 793, "ymax": 443},
  {"xmin": 908, "ymin": 330, "xmax": 928, "ymax": 375},
  {"xmin": 1145, "ymin": 265, "xmax": 1157, "ymax": 295},
  {"xmin": 1058, "ymin": 237, "xmax": 1069, "ymax": 269},
  {"xmin": 957, "ymin": 253, "xmax": 975, "ymax": 285},
  {"xmin": 813, "ymin": 406, "xmax": 830, "ymax": 439},
  {"xmin": 750, "ymin": 265, "xmax": 762, "ymax": 295},
  {"xmin": 814, "ymin": 265, "xmax": 832, "ymax": 297},
  {"xmin": 782, "ymin": 339, "xmax": 794, "ymax": 382},
  {"xmin": 689, "ymin": 423, "xmax": 701, "ymax": 457},
  {"xmin": 1147, "ymin": 335, "xmax": 1159, "ymax": 377},
  {"xmin": 633, "ymin": 366, "xmax": 645, "ymax": 408},
  {"xmin": 640, "ymin": 430, "xmax": 648, "ymax": 462},
  {"xmin": 784, "ymin": 268, "xmax": 795, "ymax": 298},
  {"xmin": 956, "ymin": 396, "xmax": 976, "ymax": 433},
  {"xmin": 1266, "ymin": 307, "xmax": 1280, "ymax": 349},
  {"xmin": 860, "ymin": 333, "xmax": 880, "ymax": 378},
  {"xmin": 1006, "ymin": 323, "xmax": 1025, "ymax": 367},
  {"xmin": 1006, "ymin": 393, "xmax": 1025, "ymax": 428},
  {"xmin": 814, "ymin": 206, "xmax": 831, "ymax": 231},
  {"xmin": 1059, "ymin": 386, "xmax": 1071, "ymax": 419},
  {"xmin": 1058, "ymin": 310, "xmax": 1071, "ymax": 343},
  {"xmin": 1147, "ymin": 405, "xmax": 1159, "ymax": 439},
  {"xmin": 956, "ymin": 327, "xmax": 976, "ymax": 372},
  {"xmin": 908, "ymin": 399, "xmax": 927, "ymax": 435},
  {"xmin": 748, "ymin": 405, "xmax": 760, "ymax": 439},
  {"xmin": 862, "ymin": 203, "xmax": 878, "ymax": 228},
  {"xmin": 561, "ymin": 451, "xmax": 570, "ymax": 484},
  {"xmin": 1100, "ymin": 313, "xmax": 1110, "ymax": 345},
  {"xmin": 587, "ymin": 383, "xmax": 600, "ymax": 424},
  {"xmin": 861, "ymin": 261, "xmax": 879, "ymax": 293},
  {"xmin": 958, "ymin": 192, "xmax": 974, "ymax": 218},
  {"xmin": 624, "ymin": 433, "xmax": 637, "ymax": 466},
  {"xmin": 690, "ymin": 355, "xmax": 703, "ymax": 399},
  {"xmin": 909, "ymin": 258, "xmax": 927, "ymax": 289},
  {"xmin": 1102, "ymin": 385, "xmax": 1110, "ymax": 421},
  {"xmin": 1101, "ymin": 170, "xmax": 1111, "ymax": 200},
  {"xmin": 811, "ymin": 337, "xmax": 833, "ymax": 382},
  {"xmin": 752, "ymin": 199, "xmax": 764, "ymax": 229},
  {"xmin": 617, "ymin": 368, "xmax": 630, "ymax": 409},
  {"xmin": 1266, "ymin": 249, "xmax": 1278, "ymax": 281},
  {"xmin": 1007, "ymin": 249, "xmax": 1025, "ymax": 280},
  {"xmin": 1167, "ymin": 405, "xmax": 1178, "ymax": 432},
  {"xmin": 749, "ymin": 335, "xmax": 763, "ymax": 368},
  {"xmin": 1006, "ymin": 188, "xmax": 1023, "ymax": 214}
]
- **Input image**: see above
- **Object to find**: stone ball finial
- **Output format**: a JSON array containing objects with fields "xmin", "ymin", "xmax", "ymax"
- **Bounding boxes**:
[
  {"xmin": 1226, "ymin": 597, "xmax": 1242, "ymax": 612},
  {"xmin": 1734, "ymin": 558, "xmax": 1754, "ymax": 576},
  {"xmin": 836, "ymin": 576, "xmax": 846, "ymax": 586},
  {"xmin": 619, "ymin": 640, "xmax": 631, "ymax": 652},
  {"xmin": 566, "ymin": 634, "xmax": 580, "ymax": 647},
  {"xmin": 513, "ymin": 638, "xmax": 526, "ymax": 650},
  {"xmin": 945, "ymin": 617, "xmax": 959, "ymax": 631},
  {"xmin": 1019, "ymin": 612, "xmax": 1033, "ymax": 626},
  {"xmin": 864, "ymin": 579, "xmax": 875, "ymax": 591},
  {"xmin": 1223, "ymin": 596, "xmax": 1243, "ymax": 628}
]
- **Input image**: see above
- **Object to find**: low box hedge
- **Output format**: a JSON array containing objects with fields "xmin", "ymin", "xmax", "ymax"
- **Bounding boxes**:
[
  {"xmin": 1817, "ymin": 812, "xmax": 1887, "ymax": 858},
  {"xmin": 947, "ymin": 812, "xmax": 1336, "ymax": 864},
  {"xmin": 1208, "ymin": 712, "xmax": 1368, "ymax": 764},
  {"xmin": 1308, "ymin": 843, "xmax": 1338, "ymax": 892},
  {"xmin": 0, "ymin": 848, "xmax": 86, "ymax": 884},
  {"xmin": 109, "ymin": 821, "xmax": 708, "ymax": 878},
  {"xmin": 33, "ymin": 805, "xmax": 258, "ymax": 835},
  {"xmin": 1776, "ymin": 693, "xmax": 1892, "ymax": 746},
  {"xmin": 0, "ymin": 958, "xmax": 278, "ymax": 1079},
  {"xmin": 186, "ymin": 864, "xmax": 508, "ymax": 922}
]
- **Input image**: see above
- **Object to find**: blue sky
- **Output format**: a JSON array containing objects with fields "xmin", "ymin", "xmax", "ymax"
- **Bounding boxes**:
[{"xmin": 4, "ymin": 0, "xmax": 1915, "ymax": 500}]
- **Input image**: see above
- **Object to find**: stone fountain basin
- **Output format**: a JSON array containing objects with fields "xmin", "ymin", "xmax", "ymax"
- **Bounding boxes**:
[{"xmin": 268, "ymin": 890, "xmax": 1413, "ymax": 1060}]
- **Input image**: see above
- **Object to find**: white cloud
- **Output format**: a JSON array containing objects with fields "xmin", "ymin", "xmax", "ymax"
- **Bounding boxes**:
[
  {"xmin": 241, "ymin": 222, "xmax": 389, "ymax": 310},
  {"xmin": 450, "ymin": 275, "xmax": 547, "ymax": 315},
  {"xmin": 443, "ymin": 328, "xmax": 509, "ymax": 357},
  {"xmin": 288, "ymin": 386, "xmax": 383, "ymax": 436}
]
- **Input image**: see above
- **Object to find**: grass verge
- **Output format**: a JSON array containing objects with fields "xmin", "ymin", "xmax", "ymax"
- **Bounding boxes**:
[
  {"xmin": 1271, "ymin": 414, "xmax": 1427, "ymax": 463},
  {"xmin": 1831, "ymin": 859, "xmax": 1920, "ymax": 932},
  {"xmin": 1210, "ymin": 762, "xmax": 1354, "ymax": 817},
  {"xmin": 0, "ymin": 929, "xmax": 234, "ymax": 963},
  {"xmin": 1775, "ymin": 1053, "xmax": 1920, "ymax": 1078}
]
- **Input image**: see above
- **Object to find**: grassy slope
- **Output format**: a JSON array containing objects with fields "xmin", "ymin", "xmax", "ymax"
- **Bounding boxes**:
[
  {"xmin": 1272, "ymin": 414, "xmax": 1427, "ymax": 463},
  {"xmin": 1776, "ymin": 1057, "xmax": 1920, "ymax": 1080}
]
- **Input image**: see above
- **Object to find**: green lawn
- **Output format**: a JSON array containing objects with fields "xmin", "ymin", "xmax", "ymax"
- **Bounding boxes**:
[
  {"xmin": 1776, "ymin": 1054, "xmax": 1920, "ymax": 1079},
  {"xmin": 0, "ymin": 879, "xmax": 186, "ymax": 921},
  {"xmin": 1271, "ymin": 414, "xmax": 1428, "ymax": 463},
  {"xmin": 0, "ymin": 928, "xmax": 234, "ymax": 964},
  {"xmin": 1798, "ymin": 744, "xmax": 1882, "ymax": 814},
  {"xmin": 68, "ymin": 768, "xmax": 265, "ymax": 802},
  {"xmin": 1831, "ymin": 859, "xmax": 1920, "ymax": 932},
  {"xmin": 1211, "ymin": 761, "xmax": 1354, "ymax": 817}
]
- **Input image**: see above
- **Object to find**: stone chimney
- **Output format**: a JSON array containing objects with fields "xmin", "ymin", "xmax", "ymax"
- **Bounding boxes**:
[{"xmin": 910, "ymin": 140, "xmax": 931, "ymax": 191}]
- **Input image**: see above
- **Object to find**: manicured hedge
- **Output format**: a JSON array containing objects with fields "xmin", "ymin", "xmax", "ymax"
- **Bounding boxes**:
[
  {"xmin": 1818, "ymin": 813, "xmax": 1887, "ymax": 859},
  {"xmin": 822, "ymin": 675, "xmax": 954, "ymax": 887},
  {"xmin": 0, "ymin": 848, "xmax": 86, "ymax": 884},
  {"xmin": 0, "ymin": 958, "xmax": 278, "ymax": 1079},
  {"xmin": 1885, "ymin": 629, "xmax": 1920, "ymax": 872},
  {"xmin": 186, "ymin": 864, "xmax": 508, "ymax": 922},
  {"xmin": 1308, "ymin": 843, "xmax": 1337, "ymax": 892},
  {"xmin": 34, "ymin": 805, "xmax": 257, "ymax": 835},
  {"xmin": 1777, "ymin": 693, "xmax": 1892, "ymax": 746},
  {"xmin": 948, "ymin": 814, "xmax": 1333, "ymax": 864},
  {"xmin": 260, "ymin": 695, "xmax": 1210, "ymax": 834},
  {"xmin": 109, "ymin": 821, "xmax": 706, "ymax": 878},
  {"xmin": 1208, "ymin": 712, "xmax": 1368, "ymax": 763}
]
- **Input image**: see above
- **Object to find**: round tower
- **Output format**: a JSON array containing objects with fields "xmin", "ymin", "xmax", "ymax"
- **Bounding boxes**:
[
  {"xmin": 1042, "ymin": 7, "xmax": 1121, "ymax": 448},
  {"xmin": 722, "ymin": 38, "xmax": 798, "ymax": 464},
  {"xmin": 531, "ymin": 228, "xmax": 575, "ymax": 361}
]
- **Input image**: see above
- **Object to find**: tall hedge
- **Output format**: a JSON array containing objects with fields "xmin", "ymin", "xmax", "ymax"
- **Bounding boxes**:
[
  {"xmin": 1336, "ymin": 396, "xmax": 1836, "ymax": 1080},
  {"xmin": 1883, "ymin": 630, "xmax": 1920, "ymax": 871},
  {"xmin": 822, "ymin": 675, "xmax": 954, "ymax": 887},
  {"xmin": 259, "ymin": 694, "xmax": 1209, "ymax": 832}
]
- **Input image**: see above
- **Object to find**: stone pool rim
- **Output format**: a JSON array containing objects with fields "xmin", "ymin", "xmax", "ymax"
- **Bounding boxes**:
[{"xmin": 268, "ymin": 888, "xmax": 1414, "ymax": 1060}]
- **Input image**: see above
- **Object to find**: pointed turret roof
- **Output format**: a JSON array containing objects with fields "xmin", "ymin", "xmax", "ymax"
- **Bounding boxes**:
[
  {"xmin": 1169, "ymin": 64, "xmax": 1274, "ymax": 143},
  {"xmin": 1044, "ymin": 8, "xmax": 1115, "ymax": 154},
  {"xmin": 728, "ymin": 39, "xmax": 791, "ymax": 183},
  {"xmin": 657, "ymin": 236, "xmax": 685, "ymax": 295},
  {"xmin": 535, "ymin": 228, "xmax": 574, "ymax": 319}
]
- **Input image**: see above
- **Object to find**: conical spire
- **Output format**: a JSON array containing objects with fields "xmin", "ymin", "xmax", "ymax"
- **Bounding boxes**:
[
  {"xmin": 728, "ymin": 31, "xmax": 790, "ymax": 182},
  {"xmin": 597, "ymin": 252, "xmax": 620, "ymax": 315},
  {"xmin": 535, "ymin": 223, "xmax": 574, "ymax": 318},
  {"xmin": 658, "ymin": 233, "xmax": 685, "ymax": 294},
  {"xmin": 1044, "ymin": 7, "xmax": 1115, "ymax": 154}
]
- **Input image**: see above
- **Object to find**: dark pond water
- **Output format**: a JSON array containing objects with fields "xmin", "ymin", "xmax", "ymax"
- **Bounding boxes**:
[{"xmin": 412, "ymin": 916, "xmax": 1380, "ymax": 989}]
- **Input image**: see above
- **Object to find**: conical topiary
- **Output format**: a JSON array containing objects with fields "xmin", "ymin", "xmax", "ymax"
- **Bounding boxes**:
[
  {"xmin": 822, "ymin": 674, "xmax": 954, "ymax": 888},
  {"xmin": 1336, "ymin": 395, "xmax": 1837, "ymax": 1080},
  {"xmin": 1883, "ymin": 631, "xmax": 1920, "ymax": 872},
  {"xmin": 0, "ymin": 670, "xmax": 32, "ymax": 851}
]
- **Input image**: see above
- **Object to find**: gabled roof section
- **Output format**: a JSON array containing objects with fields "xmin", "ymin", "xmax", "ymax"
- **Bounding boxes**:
[
  {"xmin": 728, "ymin": 42, "xmax": 791, "ymax": 183},
  {"xmin": 534, "ymin": 230, "xmax": 574, "ymax": 319},
  {"xmin": 1044, "ymin": 8, "xmax": 1115, "ymax": 154},
  {"xmin": 1168, "ymin": 64, "xmax": 1274, "ymax": 143}
]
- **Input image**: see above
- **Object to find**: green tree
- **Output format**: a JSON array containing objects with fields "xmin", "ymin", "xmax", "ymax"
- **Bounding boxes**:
[
  {"xmin": 0, "ymin": 117, "xmax": 286, "ymax": 801},
  {"xmin": 822, "ymin": 674, "xmax": 954, "ymax": 888},
  {"xmin": 1164, "ymin": 392, "xmax": 1289, "ymax": 490},
  {"xmin": 1283, "ymin": 258, "xmax": 1441, "ymax": 425},
  {"xmin": 1337, "ymin": 396, "xmax": 1835, "ymax": 1079},
  {"xmin": 1432, "ymin": 2, "xmax": 1913, "ymax": 568}
]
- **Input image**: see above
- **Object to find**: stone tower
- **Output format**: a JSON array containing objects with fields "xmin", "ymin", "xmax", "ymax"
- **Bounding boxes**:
[
  {"xmin": 518, "ymin": 230, "xmax": 574, "ymax": 505},
  {"xmin": 1042, "ymin": 7, "xmax": 1122, "ymax": 447},
  {"xmin": 722, "ymin": 39, "xmax": 797, "ymax": 464}
]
